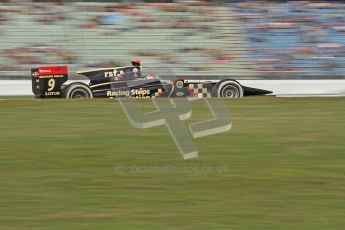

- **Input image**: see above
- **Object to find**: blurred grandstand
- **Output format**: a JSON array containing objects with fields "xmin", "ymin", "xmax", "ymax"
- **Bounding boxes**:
[{"xmin": 0, "ymin": 0, "xmax": 345, "ymax": 79}]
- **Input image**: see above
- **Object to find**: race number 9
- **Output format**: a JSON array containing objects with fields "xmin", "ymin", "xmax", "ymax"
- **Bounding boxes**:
[{"xmin": 48, "ymin": 79, "xmax": 55, "ymax": 91}]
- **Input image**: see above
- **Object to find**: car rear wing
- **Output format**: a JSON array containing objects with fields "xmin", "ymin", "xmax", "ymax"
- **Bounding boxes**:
[{"xmin": 31, "ymin": 66, "xmax": 68, "ymax": 98}]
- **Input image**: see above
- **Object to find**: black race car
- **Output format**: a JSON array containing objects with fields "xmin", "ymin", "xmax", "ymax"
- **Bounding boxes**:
[{"xmin": 31, "ymin": 60, "xmax": 272, "ymax": 99}]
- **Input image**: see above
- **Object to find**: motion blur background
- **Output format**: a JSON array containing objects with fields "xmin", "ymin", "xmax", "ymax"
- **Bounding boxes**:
[
  {"xmin": 1, "ymin": 0, "xmax": 345, "ymax": 79},
  {"xmin": 1, "ymin": 2, "xmax": 345, "ymax": 229}
]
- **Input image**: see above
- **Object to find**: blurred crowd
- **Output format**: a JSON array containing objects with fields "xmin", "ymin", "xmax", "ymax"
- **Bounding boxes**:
[
  {"xmin": 1, "ymin": 1, "xmax": 345, "ymax": 78},
  {"xmin": 1, "ymin": 1, "xmax": 231, "ymax": 77},
  {"xmin": 234, "ymin": 1, "xmax": 345, "ymax": 77}
]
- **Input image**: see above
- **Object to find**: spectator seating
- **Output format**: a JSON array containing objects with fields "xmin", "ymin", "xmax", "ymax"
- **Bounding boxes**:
[
  {"xmin": 1, "ymin": 1, "xmax": 345, "ymax": 79},
  {"xmin": 234, "ymin": 1, "xmax": 345, "ymax": 77},
  {"xmin": 0, "ymin": 2, "xmax": 251, "ymax": 79}
]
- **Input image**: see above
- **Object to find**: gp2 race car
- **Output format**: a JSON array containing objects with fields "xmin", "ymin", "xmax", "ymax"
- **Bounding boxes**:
[{"xmin": 31, "ymin": 60, "xmax": 272, "ymax": 99}]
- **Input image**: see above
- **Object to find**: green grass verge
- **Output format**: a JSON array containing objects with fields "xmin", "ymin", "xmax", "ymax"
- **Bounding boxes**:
[{"xmin": 0, "ymin": 97, "xmax": 344, "ymax": 229}]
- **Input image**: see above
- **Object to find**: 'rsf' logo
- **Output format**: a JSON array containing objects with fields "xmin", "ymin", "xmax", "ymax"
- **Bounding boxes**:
[{"xmin": 117, "ymin": 68, "xmax": 232, "ymax": 160}]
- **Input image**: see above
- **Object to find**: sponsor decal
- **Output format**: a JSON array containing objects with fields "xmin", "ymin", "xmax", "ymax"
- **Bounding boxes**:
[
  {"xmin": 176, "ymin": 92, "xmax": 184, "ymax": 96},
  {"xmin": 104, "ymin": 70, "xmax": 117, "ymax": 78},
  {"xmin": 176, "ymin": 80, "xmax": 184, "ymax": 88},
  {"xmin": 38, "ymin": 66, "xmax": 68, "ymax": 75},
  {"xmin": 38, "ymin": 74, "xmax": 65, "ymax": 79},
  {"xmin": 45, "ymin": 91, "xmax": 60, "ymax": 96},
  {"xmin": 107, "ymin": 90, "xmax": 130, "ymax": 97},
  {"xmin": 131, "ymin": 88, "xmax": 150, "ymax": 98},
  {"xmin": 32, "ymin": 72, "xmax": 39, "ymax": 77}
]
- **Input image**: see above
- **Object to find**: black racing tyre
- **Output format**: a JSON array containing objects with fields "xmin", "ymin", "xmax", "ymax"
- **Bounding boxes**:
[
  {"xmin": 62, "ymin": 82, "xmax": 93, "ymax": 99},
  {"xmin": 212, "ymin": 80, "xmax": 244, "ymax": 98}
]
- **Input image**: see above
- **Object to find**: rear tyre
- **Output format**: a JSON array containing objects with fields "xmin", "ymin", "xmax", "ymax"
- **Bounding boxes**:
[
  {"xmin": 62, "ymin": 82, "xmax": 93, "ymax": 99},
  {"xmin": 212, "ymin": 80, "xmax": 243, "ymax": 98}
]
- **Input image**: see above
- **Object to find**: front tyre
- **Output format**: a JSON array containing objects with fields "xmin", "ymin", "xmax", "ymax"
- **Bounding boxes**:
[
  {"xmin": 62, "ymin": 82, "xmax": 93, "ymax": 99},
  {"xmin": 212, "ymin": 80, "xmax": 243, "ymax": 98}
]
